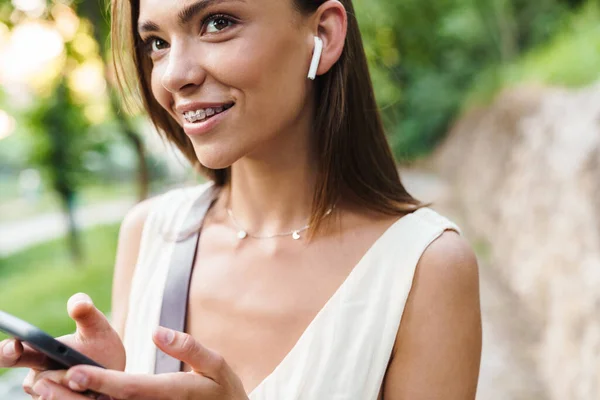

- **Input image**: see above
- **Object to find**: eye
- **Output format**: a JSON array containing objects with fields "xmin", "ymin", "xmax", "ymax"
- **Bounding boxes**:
[
  {"xmin": 151, "ymin": 37, "xmax": 169, "ymax": 52},
  {"xmin": 142, "ymin": 36, "xmax": 169, "ymax": 56},
  {"xmin": 204, "ymin": 14, "xmax": 235, "ymax": 34}
]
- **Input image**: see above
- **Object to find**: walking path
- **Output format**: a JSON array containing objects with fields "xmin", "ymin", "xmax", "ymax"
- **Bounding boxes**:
[
  {"xmin": 0, "ymin": 172, "xmax": 546, "ymax": 399},
  {"xmin": 0, "ymin": 199, "xmax": 136, "ymax": 257}
]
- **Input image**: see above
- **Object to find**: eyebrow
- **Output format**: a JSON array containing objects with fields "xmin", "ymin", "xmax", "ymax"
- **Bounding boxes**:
[{"xmin": 138, "ymin": 0, "xmax": 244, "ymax": 34}]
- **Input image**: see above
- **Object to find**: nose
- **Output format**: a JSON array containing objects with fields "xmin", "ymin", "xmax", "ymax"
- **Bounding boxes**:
[{"xmin": 160, "ymin": 42, "xmax": 207, "ymax": 93}]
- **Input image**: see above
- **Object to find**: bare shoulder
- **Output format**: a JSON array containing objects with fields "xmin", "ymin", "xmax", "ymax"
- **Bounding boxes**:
[
  {"xmin": 118, "ymin": 195, "xmax": 161, "ymax": 261},
  {"xmin": 123, "ymin": 196, "xmax": 157, "ymax": 230},
  {"xmin": 417, "ymin": 229, "xmax": 479, "ymax": 292},
  {"xmin": 382, "ymin": 230, "xmax": 482, "ymax": 400},
  {"xmin": 111, "ymin": 196, "xmax": 160, "ymax": 338}
]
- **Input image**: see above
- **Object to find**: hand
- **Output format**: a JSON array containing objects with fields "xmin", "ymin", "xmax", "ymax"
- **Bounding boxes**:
[
  {"xmin": 32, "ymin": 327, "xmax": 249, "ymax": 400},
  {"xmin": 4, "ymin": 293, "xmax": 126, "ymax": 398},
  {"xmin": 0, "ymin": 340, "xmax": 64, "ymax": 399},
  {"xmin": 1, "ymin": 293, "xmax": 125, "ymax": 372}
]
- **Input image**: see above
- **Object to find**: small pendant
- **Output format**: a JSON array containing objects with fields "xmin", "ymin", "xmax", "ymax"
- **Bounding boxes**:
[
  {"xmin": 292, "ymin": 231, "xmax": 301, "ymax": 240},
  {"xmin": 237, "ymin": 230, "xmax": 248, "ymax": 240}
]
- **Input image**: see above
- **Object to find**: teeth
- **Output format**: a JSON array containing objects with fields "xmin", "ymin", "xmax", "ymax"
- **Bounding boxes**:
[{"xmin": 183, "ymin": 104, "xmax": 233, "ymax": 123}]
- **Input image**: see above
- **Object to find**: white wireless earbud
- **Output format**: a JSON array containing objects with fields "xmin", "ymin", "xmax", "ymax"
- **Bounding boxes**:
[{"xmin": 308, "ymin": 36, "xmax": 324, "ymax": 80}]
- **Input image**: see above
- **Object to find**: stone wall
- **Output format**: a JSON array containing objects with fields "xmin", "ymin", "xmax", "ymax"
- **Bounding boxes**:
[{"xmin": 433, "ymin": 84, "xmax": 600, "ymax": 400}]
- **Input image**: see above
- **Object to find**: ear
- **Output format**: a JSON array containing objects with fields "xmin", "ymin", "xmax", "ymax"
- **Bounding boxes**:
[{"xmin": 310, "ymin": 0, "xmax": 348, "ymax": 77}]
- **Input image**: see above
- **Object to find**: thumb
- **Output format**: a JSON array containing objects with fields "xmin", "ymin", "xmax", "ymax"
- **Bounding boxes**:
[
  {"xmin": 67, "ymin": 293, "xmax": 112, "ymax": 339},
  {"xmin": 153, "ymin": 327, "xmax": 228, "ymax": 382}
]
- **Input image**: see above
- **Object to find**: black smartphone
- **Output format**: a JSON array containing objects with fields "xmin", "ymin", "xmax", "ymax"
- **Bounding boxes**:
[{"xmin": 0, "ymin": 310, "xmax": 105, "ymax": 370}]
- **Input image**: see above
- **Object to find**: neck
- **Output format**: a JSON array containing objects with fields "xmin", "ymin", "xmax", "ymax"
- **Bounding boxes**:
[{"xmin": 225, "ymin": 113, "xmax": 318, "ymax": 237}]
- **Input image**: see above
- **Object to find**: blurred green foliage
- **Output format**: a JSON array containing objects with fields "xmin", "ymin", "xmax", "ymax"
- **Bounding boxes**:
[
  {"xmin": 0, "ymin": 1, "xmax": 114, "ymax": 195},
  {"xmin": 354, "ymin": 0, "xmax": 599, "ymax": 160},
  {"xmin": 466, "ymin": 2, "xmax": 600, "ymax": 106}
]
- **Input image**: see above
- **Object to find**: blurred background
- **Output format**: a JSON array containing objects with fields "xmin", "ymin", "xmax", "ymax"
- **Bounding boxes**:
[{"xmin": 0, "ymin": 0, "xmax": 598, "ymax": 398}]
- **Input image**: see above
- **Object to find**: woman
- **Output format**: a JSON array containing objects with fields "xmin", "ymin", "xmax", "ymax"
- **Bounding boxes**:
[{"xmin": 0, "ymin": 0, "xmax": 482, "ymax": 398}]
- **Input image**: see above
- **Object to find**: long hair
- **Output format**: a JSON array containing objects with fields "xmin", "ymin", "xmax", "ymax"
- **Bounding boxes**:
[{"xmin": 111, "ymin": 0, "xmax": 424, "ymax": 234}]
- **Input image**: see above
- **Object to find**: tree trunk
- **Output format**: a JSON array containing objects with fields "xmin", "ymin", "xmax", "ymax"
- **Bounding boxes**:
[
  {"xmin": 109, "ymin": 89, "xmax": 150, "ymax": 201},
  {"xmin": 59, "ymin": 189, "xmax": 83, "ymax": 264}
]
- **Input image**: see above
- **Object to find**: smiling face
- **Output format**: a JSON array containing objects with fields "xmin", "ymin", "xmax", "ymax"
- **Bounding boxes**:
[{"xmin": 137, "ymin": 0, "xmax": 316, "ymax": 169}]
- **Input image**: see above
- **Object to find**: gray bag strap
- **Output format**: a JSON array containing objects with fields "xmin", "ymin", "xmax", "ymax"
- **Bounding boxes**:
[{"xmin": 154, "ymin": 187, "xmax": 216, "ymax": 374}]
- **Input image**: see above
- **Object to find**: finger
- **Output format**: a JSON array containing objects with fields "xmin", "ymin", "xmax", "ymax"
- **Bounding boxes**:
[
  {"xmin": 34, "ymin": 369, "xmax": 68, "ymax": 385},
  {"xmin": 22, "ymin": 369, "xmax": 37, "ymax": 397},
  {"xmin": 1, "ymin": 339, "xmax": 51, "ymax": 369},
  {"xmin": 0, "ymin": 339, "xmax": 22, "ymax": 367},
  {"xmin": 67, "ymin": 293, "xmax": 113, "ymax": 339},
  {"xmin": 153, "ymin": 327, "xmax": 228, "ymax": 381},
  {"xmin": 65, "ymin": 366, "xmax": 197, "ymax": 400},
  {"xmin": 24, "ymin": 369, "xmax": 68, "ymax": 398},
  {"xmin": 33, "ymin": 379, "xmax": 97, "ymax": 400}
]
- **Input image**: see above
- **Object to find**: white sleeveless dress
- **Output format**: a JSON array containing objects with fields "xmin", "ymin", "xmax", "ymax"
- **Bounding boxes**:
[{"xmin": 123, "ymin": 183, "xmax": 461, "ymax": 399}]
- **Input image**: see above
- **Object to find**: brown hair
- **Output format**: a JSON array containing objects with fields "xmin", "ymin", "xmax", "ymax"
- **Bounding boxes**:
[{"xmin": 111, "ymin": 0, "xmax": 423, "ymax": 234}]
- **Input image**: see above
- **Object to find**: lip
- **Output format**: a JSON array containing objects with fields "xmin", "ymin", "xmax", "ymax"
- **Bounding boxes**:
[{"xmin": 182, "ymin": 106, "xmax": 232, "ymax": 137}]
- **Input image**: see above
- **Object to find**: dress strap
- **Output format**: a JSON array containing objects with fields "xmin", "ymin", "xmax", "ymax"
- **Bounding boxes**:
[{"xmin": 154, "ymin": 185, "xmax": 218, "ymax": 374}]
